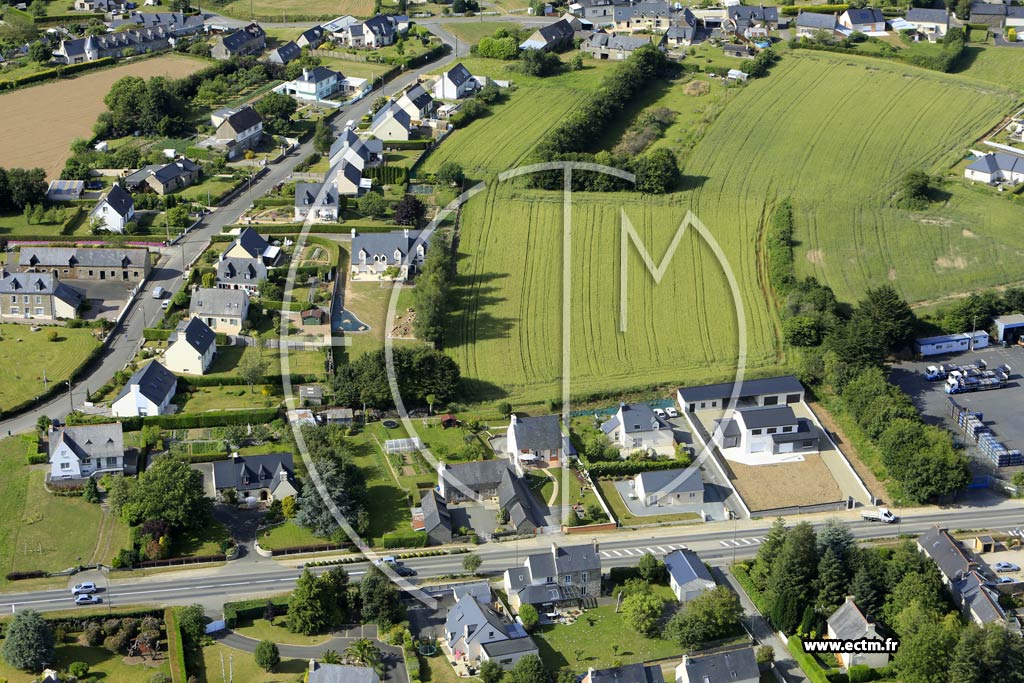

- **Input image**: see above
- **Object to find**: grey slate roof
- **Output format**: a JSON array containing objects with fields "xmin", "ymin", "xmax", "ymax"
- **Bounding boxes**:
[
  {"xmin": 636, "ymin": 467, "xmax": 703, "ymax": 495},
  {"xmin": 19, "ymin": 246, "xmax": 148, "ymax": 269},
  {"xmin": 0, "ymin": 272, "xmax": 83, "ymax": 307},
  {"xmin": 587, "ymin": 663, "xmax": 665, "ymax": 683},
  {"xmin": 216, "ymin": 257, "xmax": 266, "ymax": 287},
  {"xmin": 269, "ymin": 41, "xmax": 302, "ymax": 63},
  {"xmin": 827, "ymin": 597, "xmax": 873, "ymax": 640},
  {"xmin": 233, "ymin": 227, "xmax": 270, "ymax": 259},
  {"xmin": 116, "ymin": 361, "xmax": 177, "ymax": 405},
  {"xmin": 212, "ymin": 452, "xmax": 294, "ymax": 492},
  {"xmin": 678, "ymin": 375, "xmax": 803, "ymax": 403},
  {"xmin": 307, "ymin": 663, "xmax": 379, "ymax": 683},
  {"xmin": 222, "ymin": 106, "xmax": 263, "ymax": 135},
  {"xmin": 970, "ymin": 2, "xmax": 1006, "ymax": 16},
  {"xmin": 615, "ymin": 0, "xmax": 670, "ymax": 21},
  {"xmin": 728, "ymin": 4, "xmax": 778, "ymax": 22},
  {"xmin": 102, "ymin": 184, "xmax": 134, "ymax": 218},
  {"xmin": 364, "ymin": 13, "xmax": 398, "ymax": 38},
  {"xmin": 666, "ymin": 23, "xmax": 695, "ymax": 40},
  {"xmin": 168, "ymin": 317, "xmax": 216, "ymax": 355},
  {"xmin": 510, "ymin": 414, "xmax": 563, "ymax": 451},
  {"xmin": 445, "ymin": 62, "xmax": 472, "ymax": 87},
  {"xmin": 917, "ymin": 526, "xmax": 972, "ymax": 583},
  {"xmin": 664, "ymin": 548, "xmax": 713, "ymax": 589},
  {"xmin": 480, "ymin": 636, "xmax": 538, "ymax": 658},
  {"xmin": 420, "ymin": 489, "xmax": 453, "ymax": 536},
  {"xmin": 59, "ymin": 26, "xmax": 171, "ymax": 59},
  {"xmin": 605, "ymin": 403, "xmax": 664, "ymax": 434},
  {"xmin": 296, "ymin": 65, "xmax": 338, "ymax": 84},
  {"xmin": 524, "ymin": 542, "xmax": 601, "ymax": 579},
  {"xmin": 445, "ymin": 594, "xmax": 513, "ymax": 652},
  {"xmin": 796, "ymin": 11, "xmax": 838, "ymax": 29},
  {"xmin": 125, "ymin": 158, "xmax": 199, "ymax": 188},
  {"xmin": 537, "ymin": 18, "xmax": 575, "ymax": 42},
  {"xmin": 439, "ymin": 459, "xmax": 509, "ymax": 491},
  {"xmin": 110, "ymin": 11, "xmax": 204, "ymax": 33},
  {"xmin": 587, "ymin": 33, "xmax": 651, "ymax": 51},
  {"xmin": 905, "ymin": 7, "xmax": 948, "ymax": 23},
  {"xmin": 370, "ymin": 100, "xmax": 412, "ymax": 132},
  {"xmin": 295, "ymin": 181, "xmax": 338, "ymax": 210},
  {"xmin": 401, "ymin": 83, "xmax": 433, "ymax": 111},
  {"xmin": 189, "ymin": 287, "xmax": 248, "ymax": 318},
  {"xmin": 680, "ymin": 648, "xmax": 759, "ymax": 683},
  {"xmin": 220, "ymin": 22, "xmax": 266, "ymax": 53},
  {"xmin": 737, "ymin": 405, "xmax": 797, "ymax": 429},
  {"xmin": 49, "ymin": 422, "xmax": 124, "ymax": 463},
  {"xmin": 966, "ymin": 152, "xmax": 1024, "ymax": 175},
  {"xmin": 957, "ymin": 571, "xmax": 1006, "ymax": 624},
  {"xmin": 299, "ymin": 25, "xmax": 325, "ymax": 45},
  {"xmin": 497, "ymin": 468, "xmax": 542, "ymax": 530},
  {"xmin": 352, "ymin": 229, "xmax": 426, "ymax": 265},
  {"xmin": 843, "ymin": 7, "xmax": 884, "ymax": 24}
]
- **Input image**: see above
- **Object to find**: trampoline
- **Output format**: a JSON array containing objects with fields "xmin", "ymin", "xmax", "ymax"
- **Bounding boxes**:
[{"xmin": 382, "ymin": 419, "xmax": 400, "ymax": 429}]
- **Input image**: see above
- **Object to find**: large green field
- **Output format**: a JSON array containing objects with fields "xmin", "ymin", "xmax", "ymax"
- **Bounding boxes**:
[
  {"xmin": 954, "ymin": 45, "xmax": 1024, "ymax": 92},
  {"xmin": 0, "ymin": 324, "xmax": 102, "ymax": 413},
  {"xmin": 439, "ymin": 50, "xmax": 1021, "ymax": 404}
]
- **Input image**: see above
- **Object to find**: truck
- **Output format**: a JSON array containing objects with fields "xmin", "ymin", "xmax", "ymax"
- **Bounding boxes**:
[
  {"xmin": 945, "ymin": 370, "xmax": 1009, "ymax": 394},
  {"xmin": 924, "ymin": 359, "xmax": 988, "ymax": 381},
  {"xmin": 861, "ymin": 507, "xmax": 898, "ymax": 524}
]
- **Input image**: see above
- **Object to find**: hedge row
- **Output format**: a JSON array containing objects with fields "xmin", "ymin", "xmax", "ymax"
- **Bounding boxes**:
[
  {"xmin": 140, "ymin": 407, "xmax": 281, "ymax": 429},
  {"xmin": 178, "ymin": 451, "xmax": 228, "ymax": 464},
  {"xmin": 143, "ymin": 328, "xmax": 230, "ymax": 345},
  {"xmin": 165, "ymin": 608, "xmax": 187, "ymax": 683},
  {"xmin": 583, "ymin": 459, "xmax": 689, "ymax": 477},
  {"xmin": 228, "ymin": 222, "xmax": 405, "ymax": 235},
  {"xmin": 381, "ymin": 139, "xmax": 432, "ymax": 150},
  {"xmin": 364, "ymin": 165, "xmax": 409, "ymax": 185},
  {"xmin": 223, "ymin": 595, "xmax": 291, "ymax": 628},
  {"xmin": 269, "ymin": 541, "xmax": 348, "ymax": 556},
  {"xmin": 262, "ymin": 299, "xmax": 307, "ymax": 312},
  {"xmin": 0, "ymin": 57, "xmax": 115, "ymax": 91},
  {"xmin": 5, "ymin": 570, "xmax": 46, "ymax": 581},
  {"xmin": 780, "ymin": 4, "xmax": 848, "ymax": 15},
  {"xmin": 137, "ymin": 554, "xmax": 225, "ymax": 568},
  {"xmin": 380, "ymin": 531, "xmax": 428, "ymax": 549},
  {"xmin": 178, "ymin": 372, "xmax": 320, "ymax": 388}
]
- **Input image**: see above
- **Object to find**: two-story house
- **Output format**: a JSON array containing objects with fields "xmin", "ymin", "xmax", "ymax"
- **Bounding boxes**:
[
  {"xmin": 211, "ymin": 22, "xmax": 266, "ymax": 60},
  {"xmin": 714, "ymin": 405, "xmax": 819, "ymax": 457},
  {"xmin": 111, "ymin": 361, "xmax": 177, "ymax": 417},
  {"xmin": 507, "ymin": 414, "xmax": 564, "ymax": 471},
  {"xmin": 280, "ymin": 66, "xmax": 340, "ymax": 102},
  {"xmin": 675, "ymin": 648, "xmax": 759, "ymax": 683},
  {"xmin": 208, "ymin": 106, "xmax": 265, "ymax": 160},
  {"xmin": 329, "ymin": 125, "xmax": 383, "ymax": 170},
  {"xmin": 917, "ymin": 527, "xmax": 1007, "ymax": 626},
  {"xmin": 89, "ymin": 184, "xmax": 135, "ymax": 233},
  {"xmin": 48, "ymin": 422, "xmax": 126, "ymax": 480},
  {"xmin": 436, "ymin": 460, "xmax": 541, "ymax": 533},
  {"xmin": 838, "ymin": 7, "xmax": 886, "ymax": 32},
  {"xmin": 216, "ymin": 257, "xmax": 266, "ymax": 296},
  {"xmin": 18, "ymin": 246, "xmax": 151, "ymax": 282},
  {"xmin": 432, "ymin": 63, "xmax": 479, "ymax": 100},
  {"xmin": 294, "ymin": 180, "xmax": 339, "ymax": 222},
  {"xmin": 349, "ymin": 228, "xmax": 427, "ymax": 281},
  {"xmin": 504, "ymin": 541, "xmax": 602, "ymax": 611},
  {"xmin": 223, "ymin": 227, "xmax": 281, "ymax": 266},
  {"xmin": 726, "ymin": 3, "xmax": 779, "ymax": 33},
  {"xmin": 163, "ymin": 317, "xmax": 217, "ymax": 375},
  {"xmin": 396, "ymin": 83, "xmax": 435, "ymax": 121},
  {"xmin": 0, "ymin": 271, "xmax": 83, "ymax": 320},
  {"xmin": 369, "ymin": 100, "xmax": 413, "ymax": 140},
  {"xmin": 614, "ymin": 1, "xmax": 671, "ymax": 32},
  {"xmin": 189, "ymin": 287, "xmax": 250, "ymax": 334},
  {"xmin": 445, "ymin": 590, "xmax": 538, "ymax": 671},
  {"xmin": 600, "ymin": 403, "xmax": 675, "ymax": 456},
  {"xmin": 54, "ymin": 25, "xmax": 173, "ymax": 64}
]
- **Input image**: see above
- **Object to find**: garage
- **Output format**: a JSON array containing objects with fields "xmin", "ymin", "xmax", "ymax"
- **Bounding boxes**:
[{"xmin": 994, "ymin": 315, "xmax": 1024, "ymax": 344}]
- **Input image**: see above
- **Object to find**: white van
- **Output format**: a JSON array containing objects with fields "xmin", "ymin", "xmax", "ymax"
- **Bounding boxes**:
[{"xmin": 152, "ymin": 287, "xmax": 165, "ymax": 299}]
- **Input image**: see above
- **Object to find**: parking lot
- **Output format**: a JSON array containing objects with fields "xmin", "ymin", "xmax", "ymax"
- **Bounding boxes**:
[
  {"xmin": 890, "ymin": 346, "xmax": 1024, "ymax": 474},
  {"xmin": 73, "ymin": 278, "xmax": 137, "ymax": 321}
]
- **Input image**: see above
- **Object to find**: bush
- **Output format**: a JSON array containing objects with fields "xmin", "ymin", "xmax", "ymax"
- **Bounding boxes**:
[
  {"xmin": 847, "ymin": 665, "xmax": 875, "ymax": 683},
  {"xmin": 380, "ymin": 531, "xmax": 428, "ymax": 549},
  {"xmin": 255, "ymin": 640, "xmax": 280, "ymax": 672}
]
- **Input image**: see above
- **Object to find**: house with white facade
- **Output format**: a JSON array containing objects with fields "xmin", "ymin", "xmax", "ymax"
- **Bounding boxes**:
[
  {"xmin": 189, "ymin": 287, "xmax": 249, "ymax": 334},
  {"xmin": 48, "ymin": 422, "xmax": 126, "ymax": 480},
  {"xmin": 664, "ymin": 548, "xmax": 715, "ymax": 603},
  {"xmin": 676, "ymin": 648, "xmax": 759, "ymax": 683},
  {"xmin": 223, "ymin": 227, "xmax": 281, "ymax": 266},
  {"xmin": 600, "ymin": 403, "xmax": 675, "ymax": 456},
  {"xmin": 89, "ymin": 184, "xmax": 135, "ymax": 233},
  {"xmin": 904, "ymin": 7, "xmax": 949, "ymax": 39},
  {"xmin": 633, "ymin": 467, "xmax": 703, "ymax": 507},
  {"xmin": 507, "ymin": 414, "xmax": 564, "ymax": 470},
  {"xmin": 677, "ymin": 375, "xmax": 805, "ymax": 414},
  {"xmin": 826, "ymin": 597, "xmax": 890, "ymax": 669},
  {"xmin": 279, "ymin": 66, "xmax": 340, "ymax": 101},
  {"xmin": 964, "ymin": 151, "xmax": 1024, "ymax": 184},
  {"xmin": 368, "ymin": 100, "xmax": 413, "ymax": 140},
  {"xmin": 795, "ymin": 11, "xmax": 839, "ymax": 37},
  {"xmin": 349, "ymin": 228, "xmax": 427, "ymax": 281},
  {"xmin": 164, "ymin": 317, "xmax": 217, "ymax": 375},
  {"xmin": 714, "ymin": 405, "xmax": 820, "ymax": 460},
  {"xmin": 432, "ymin": 63, "xmax": 479, "ymax": 99},
  {"xmin": 838, "ymin": 7, "xmax": 886, "ymax": 32},
  {"xmin": 396, "ymin": 83, "xmax": 435, "ymax": 121},
  {"xmin": 329, "ymin": 125, "xmax": 383, "ymax": 171},
  {"xmin": 294, "ymin": 180, "xmax": 339, "ymax": 222},
  {"xmin": 111, "ymin": 361, "xmax": 177, "ymax": 417},
  {"xmin": 444, "ymin": 590, "xmax": 538, "ymax": 672}
]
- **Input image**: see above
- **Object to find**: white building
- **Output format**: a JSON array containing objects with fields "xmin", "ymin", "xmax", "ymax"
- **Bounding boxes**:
[
  {"xmin": 676, "ymin": 648, "xmax": 759, "ymax": 683},
  {"xmin": 294, "ymin": 180, "xmax": 339, "ymax": 222},
  {"xmin": 164, "ymin": 317, "xmax": 217, "ymax": 375},
  {"xmin": 826, "ymin": 597, "xmax": 891, "ymax": 669},
  {"xmin": 111, "ymin": 361, "xmax": 177, "ymax": 417},
  {"xmin": 633, "ymin": 467, "xmax": 703, "ymax": 507},
  {"xmin": 914, "ymin": 331, "xmax": 990, "ymax": 356},
  {"xmin": 89, "ymin": 184, "xmax": 135, "ymax": 233},
  {"xmin": 49, "ymin": 422, "xmax": 125, "ymax": 480},
  {"xmin": 964, "ymin": 152, "xmax": 1024, "ymax": 184},
  {"xmin": 715, "ymin": 405, "xmax": 819, "ymax": 461},
  {"xmin": 677, "ymin": 375, "xmax": 805, "ymax": 414},
  {"xmin": 368, "ymin": 100, "xmax": 413, "ymax": 141},
  {"xmin": 189, "ymin": 287, "xmax": 250, "ymax": 334},
  {"xmin": 395, "ymin": 83, "xmax": 435, "ymax": 121},
  {"xmin": 600, "ymin": 403, "xmax": 676, "ymax": 456},
  {"xmin": 432, "ymin": 62, "xmax": 479, "ymax": 100},
  {"xmin": 664, "ymin": 548, "xmax": 715, "ymax": 603}
]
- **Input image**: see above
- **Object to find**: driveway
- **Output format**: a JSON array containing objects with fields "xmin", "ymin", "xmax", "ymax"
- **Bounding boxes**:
[{"xmin": 213, "ymin": 503, "xmax": 266, "ymax": 562}]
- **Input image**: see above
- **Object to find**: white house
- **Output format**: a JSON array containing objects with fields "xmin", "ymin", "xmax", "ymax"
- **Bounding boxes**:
[
  {"xmin": 396, "ymin": 83, "xmax": 435, "ymax": 121},
  {"xmin": 335, "ymin": 161, "xmax": 373, "ymax": 197},
  {"xmin": 329, "ymin": 125, "xmax": 383, "ymax": 170},
  {"xmin": 89, "ymin": 184, "xmax": 135, "ymax": 233},
  {"xmin": 826, "ymin": 597, "xmax": 890, "ymax": 669},
  {"xmin": 633, "ymin": 467, "xmax": 703, "ymax": 507},
  {"xmin": 664, "ymin": 549, "xmax": 715, "ymax": 603},
  {"xmin": 677, "ymin": 375, "xmax": 805, "ymax": 414},
  {"xmin": 48, "ymin": 422, "xmax": 125, "ymax": 480},
  {"xmin": 838, "ymin": 7, "xmax": 886, "ymax": 32},
  {"xmin": 111, "ymin": 361, "xmax": 177, "ymax": 417},
  {"xmin": 349, "ymin": 228, "xmax": 427, "ymax": 281},
  {"xmin": 715, "ymin": 405, "xmax": 819, "ymax": 459},
  {"xmin": 507, "ymin": 414, "xmax": 564, "ymax": 470},
  {"xmin": 676, "ymin": 648, "xmax": 759, "ymax": 683},
  {"xmin": 600, "ymin": 403, "xmax": 676, "ymax": 455},
  {"xmin": 279, "ymin": 66, "xmax": 340, "ymax": 101},
  {"xmin": 189, "ymin": 287, "xmax": 250, "ymax": 334},
  {"xmin": 914, "ymin": 331, "xmax": 989, "ymax": 356},
  {"xmin": 904, "ymin": 7, "xmax": 949, "ymax": 39},
  {"xmin": 432, "ymin": 62, "xmax": 479, "ymax": 100},
  {"xmin": 294, "ymin": 180, "xmax": 339, "ymax": 222},
  {"xmin": 964, "ymin": 152, "xmax": 1024, "ymax": 184},
  {"xmin": 164, "ymin": 317, "xmax": 217, "ymax": 375},
  {"xmin": 795, "ymin": 11, "xmax": 839, "ymax": 37},
  {"xmin": 368, "ymin": 100, "xmax": 413, "ymax": 140},
  {"xmin": 444, "ymin": 590, "xmax": 538, "ymax": 671}
]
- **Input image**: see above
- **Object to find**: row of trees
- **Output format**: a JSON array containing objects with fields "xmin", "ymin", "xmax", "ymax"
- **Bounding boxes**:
[
  {"xmin": 0, "ymin": 166, "xmax": 47, "ymax": 212},
  {"xmin": 283, "ymin": 563, "xmax": 402, "ymax": 636},
  {"xmin": 293, "ymin": 424, "xmax": 370, "ymax": 539},
  {"xmin": 925, "ymin": 286, "xmax": 1024, "ymax": 336},
  {"xmin": 332, "ymin": 347, "xmax": 461, "ymax": 410},
  {"xmin": 411, "ymin": 231, "xmax": 454, "ymax": 346}
]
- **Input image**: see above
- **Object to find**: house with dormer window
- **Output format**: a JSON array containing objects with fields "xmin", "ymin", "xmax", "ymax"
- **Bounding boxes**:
[
  {"xmin": 600, "ymin": 403, "xmax": 675, "ymax": 455},
  {"xmin": 349, "ymin": 228, "xmax": 427, "ymax": 281},
  {"xmin": 89, "ymin": 184, "xmax": 135, "ymax": 233},
  {"xmin": 216, "ymin": 257, "xmax": 266, "ymax": 295},
  {"xmin": 211, "ymin": 452, "xmax": 297, "ymax": 503},
  {"xmin": 49, "ymin": 422, "xmax": 127, "ymax": 480},
  {"xmin": 0, "ymin": 271, "xmax": 83, "ymax": 320},
  {"xmin": 504, "ymin": 541, "xmax": 602, "ymax": 611}
]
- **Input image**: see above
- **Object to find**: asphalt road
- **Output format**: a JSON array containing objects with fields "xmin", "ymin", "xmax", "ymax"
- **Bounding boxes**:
[{"xmin": 3, "ymin": 501, "xmax": 1019, "ymax": 614}]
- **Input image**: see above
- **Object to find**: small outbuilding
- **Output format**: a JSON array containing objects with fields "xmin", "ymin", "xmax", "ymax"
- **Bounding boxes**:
[
  {"xmin": 994, "ymin": 314, "xmax": 1024, "ymax": 344},
  {"xmin": 913, "ymin": 331, "xmax": 989, "ymax": 357}
]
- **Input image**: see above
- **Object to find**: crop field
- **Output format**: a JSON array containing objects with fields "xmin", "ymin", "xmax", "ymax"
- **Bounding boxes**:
[
  {"xmin": 218, "ymin": 0, "xmax": 373, "ymax": 20},
  {"xmin": 0, "ymin": 54, "xmax": 206, "ymax": 178},
  {"xmin": 0, "ymin": 324, "xmax": 101, "ymax": 413},
  {"xmin": 420, "ymin": 58, "xmax": 618, "ymax": 177},
  {"xmin": 447, "ymin": 186, "xmax": 781, "ymax": 403},
  {"xmin": 681, "ymin": 51, "xmax": 1020, "ymax": 305},
  {"xmin": 443, "ymin": 21, "xmax": 513, "ymax": 45},
  {"xmin": 954, "ymin": 45, "xmax": 1024, "ymax": 92}
]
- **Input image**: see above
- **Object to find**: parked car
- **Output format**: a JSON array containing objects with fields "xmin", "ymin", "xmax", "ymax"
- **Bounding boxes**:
[
  {"xmin": 71, "ymin": 582, "xmax": 96, "ymax": 595},
  {"xmin": 75, "ymin": 594, "xmax": 101, "ymax": 605},
  {"xmin": 998, "ymin": 577, "xmax": 1017, "ymax": 584},
  {"xmin": 152, "ymin": 286, "xmax": 165, "ymax": 299},
  {"xmin": 665, "ymin": 407, "xmax": 679, "ymax": 418},
  {"xmin": 653, "ymin": 408, "xmax": 666, "ymax": 419},
  {"xmin": 395, "ymin": 565, "xmax": 417, "ymax": 577},
  {"xmin": 994, "ymin": 562, "xmax": 1020, "ymax": 573},
  {"xmin": 161, "ymin": 300, "xmax": 170, "ymax": 310}
]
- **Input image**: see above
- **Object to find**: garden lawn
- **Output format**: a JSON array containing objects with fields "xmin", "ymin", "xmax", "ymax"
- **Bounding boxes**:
[
  {"xmin": 0, "ymin": 323, "xmax": 101, "ymax": 412},
  {"xmin": 198, "ymin": 642, "xmax": 310, "ymax": 683},
  {"xmin": 349, "ymin": 425, "xmax": 417, "ymax": 542},
  {"xmin": 234, "ymin": 616, "xmax": 333, "ymax": 645},
  {"xmin": 205, "ymin": 345, "xmax": 327, "ymax": 379},
  {"xmin": 594, "ymin": 478, "xmax": 699, "ymax": 526},
  {"xmin": 179, "ymin": 175, "xmax": 241, "ymax": 205},
  {"xmin": 0, "ymin": 438, "xmax": 128, "ymax": 584},
  {"xmin": 533, "ymin": 594, "xmax": 683, "ymax": 670},
  {"xmin": 258, "ymin": 520, "xmax": 327, "ymax": 551},
  {"xmin": 170, "ymin": 519, "xmax": 232, "ymax": 557},
  {"xmin": 216, "ymin": 0, "xmax": 373, "ymax": 20},
  {"xmin": 0, "ymin": 643, "xmax": 169, "ymax": 683},
  {"xmin": 174, "ymin": 384, "xmax": 281, "ymax": 412},
  {"xmin": 444, "ymin": 21, "xmax": 513, "ymax": 45},
  {"xmin": 342, "ymin": 276, "xmax": 423, "ymax": 360}
]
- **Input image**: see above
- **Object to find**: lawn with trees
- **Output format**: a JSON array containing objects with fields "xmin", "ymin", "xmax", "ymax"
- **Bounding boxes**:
[{"xmin": 0, "ymin": 323, "xmax": 102, "ymax": 414}]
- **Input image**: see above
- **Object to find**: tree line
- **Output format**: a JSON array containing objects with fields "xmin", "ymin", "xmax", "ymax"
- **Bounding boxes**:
[
  {"xmin": 411, "ymin": 230, "xmax": 454, "ymax": 346},
  {"xmin": 0, "ymin": 167, "xmax": 46, "ymax": 212},
  {"xmin": 333, "ymin": 346, "xmax": 461, "ymax": 410}
]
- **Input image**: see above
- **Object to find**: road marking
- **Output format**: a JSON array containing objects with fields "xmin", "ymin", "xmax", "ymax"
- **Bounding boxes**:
[
  {"xmin": 656, "ymin": 546, "xmax": 668, "ymax": 553},
  {"xmin": 720, "ymin": 541, "xmax": 732, "ymax": 547},
  {"xmin": 612, "ymin": 550, "xmax": 624, "ymax": 557}
]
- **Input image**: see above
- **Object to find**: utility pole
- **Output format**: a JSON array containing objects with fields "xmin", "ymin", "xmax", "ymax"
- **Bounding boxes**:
[
  {"xmin": 970, "ymin": 313, "xmax": 978, "ymax": 350},
  {"xmin": 67, "ymin": 380, "xmax": 73, "ymax": 413}
]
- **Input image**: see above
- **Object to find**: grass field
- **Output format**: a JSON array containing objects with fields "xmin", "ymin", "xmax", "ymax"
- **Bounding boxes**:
[
  {"xmin": 0, "ymin": 436, "xmax": 129, "ymax": 587},
  {"xmin": 206, "ymin": 345, "xmax": 328, "ymax": 379},
  {"xmin": 0, "ymin": 324, "xmax": 102, "ymax": 413},
  {"xmin": 0, "ymin": 643, "xmax": 170, "ymax": 683},
  {"xmin": 444, "ymin": 21, "xmax": 513, "ymax": 45},
  {"xmin": 0, "ymin": 54, "xmax": 207, "ymax": 178},
  {"xmin": 594, "ymin": 478, "xmax": 700, "ymax": 526},
  {"xmin": 175, "ymin": 384, "xmax": 281, "ymax": 412},
  {"xmin": 234, "ymin": 616, "xmax": 332, "ymax": 645},
  {"xmin": 258, "ymin": 519, "xmax": 327, "ymax": 550},
  {"xmin": 954, "ymin": 45, "xmax": 1024, "ymax": 92},
  {"xmin": 217, "ymin": 0, "xmax": 373, "ymax": 20},
  {"xmin": 198, "ymin": 642, "xmax": 309, "ymax": 683}
]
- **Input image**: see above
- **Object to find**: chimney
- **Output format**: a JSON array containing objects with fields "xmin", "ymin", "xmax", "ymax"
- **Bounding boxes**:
[
  {"xmin": 351, "ymin": 228, "xmax": 357, "ymax": 239},
  {"xmin": 303, "ymin": 67, "xmax": 309, "ymax": 80},
  {"xmin": 403, "ymin": 228, "xmax": 410, "ymax": 239},
  {"xmin": 592, "ymin": 537, "xmax": 599, "ymax": 554},
  {"xmin": 308, "ymin": 659, "xmax": 317, "ymax": 673}
]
